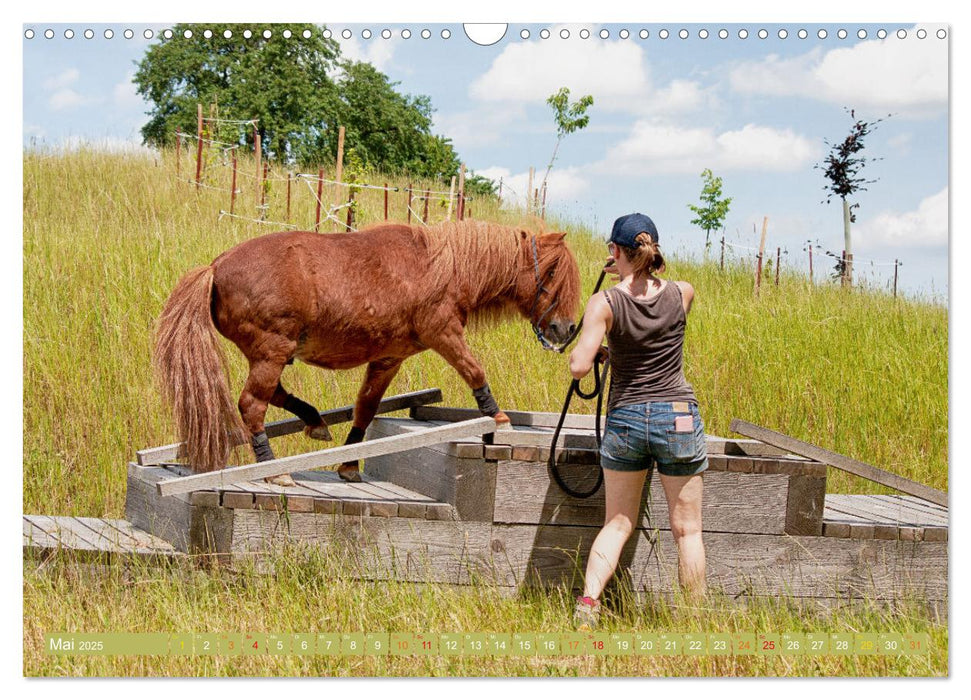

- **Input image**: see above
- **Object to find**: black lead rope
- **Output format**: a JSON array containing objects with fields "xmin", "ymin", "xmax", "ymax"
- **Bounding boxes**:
[{"xmin": 543, "ymin": 265, "xmax": 610, "ymax": 499}]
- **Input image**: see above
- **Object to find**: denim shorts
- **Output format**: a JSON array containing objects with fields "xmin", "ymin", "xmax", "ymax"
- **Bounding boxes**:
[{"xmin": 600, "ymin": 402, "xmax": 708, "ymax": 476}]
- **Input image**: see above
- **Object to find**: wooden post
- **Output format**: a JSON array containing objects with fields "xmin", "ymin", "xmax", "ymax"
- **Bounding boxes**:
[
  {"xmin": 527, "ymin": 167, "xmax": 534, "ymax": 215},
  {"xmin": 423, "ymin": 189, "xmax": 430, "ymax": 223},
  {"xmin": 406, "ymin": 184, "xmax": 413, "ymax": 223},
  {"xmin": 447, "ymin": 176, "xmax": 456, "ymax": 221},
  {"xmin": 384, "ymin": 183, "xmax": 389, "ymax": 220},
  {"xmin": 175, "ymin": 127, "xmax": 181, "ymax": 178},
  {"xmin": 314, "ymin": 168, "xmax": 324, "ymax": 232},
  {"xmin": 541, "ymin": 182, "xmax": 547, "ymax": 220},
  {"xmin": 458, "ymin": 164, "xmax": 466, "ymax": 221},
  {"xmin": 230, "ymin": 153, "xmax": 238, "ymax": 214},
  {"xmin": 893, "ymin": 260, "xmax": 899, "ymax": 298},
  {"xmin": 720, "ymin": 236, "xmax": 725, "ymax": 270},
  {"xmin": 498, "ymin": 177, "xmax": 503, "ymax": 206},
  {"xmin": 754, "ymin": 216, "xmax": 768, "ymax": 296},
  {"xmin": 345, "ymin": 191, "xmax": 354, "ymax": 232},
  {"xmin": 260, "ymin": 162, "xmax": 268, "ymax": 212},
  {"xmin": 195, "ymin": 104, "xmax": 203, "ymax": 188},
  {"xmin": 254, "ymin": 125, "xmax": 262, "ymax": 203},
  {"xmin": 846, "ymin": 253, "xmax": 854, "ymax": 288},
  {"xmin": 286, "ymin": 173, "xmax": 291, "ymax": 223},
  {"xmin": 333, "ymin": 125, "xmax": 345, "ymax": 232},
  {"xmin": 775, "ymin": 247, "xmax": 781, "ymax": 286},
  {"xmin": 809, "ymin": 244, "xmax": 814, "ymax": 283}
]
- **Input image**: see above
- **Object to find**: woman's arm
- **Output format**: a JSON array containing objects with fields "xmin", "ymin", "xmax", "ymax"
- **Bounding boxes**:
[
  {"xmin": 675, "ymin": 281, "xmax": 695, "ymax": 314},
  {"xmin": 568, "ymin": 293, "xmax": 611, "ymax": 379}
]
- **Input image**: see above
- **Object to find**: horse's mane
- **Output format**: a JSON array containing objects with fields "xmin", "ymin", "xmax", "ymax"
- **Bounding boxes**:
[{"xmin": 419, "ymin": 220, "xmax": 523, "ymax": 311}]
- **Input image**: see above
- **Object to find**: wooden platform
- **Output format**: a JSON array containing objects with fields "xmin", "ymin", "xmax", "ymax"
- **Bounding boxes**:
[
  {"xmin": 22, "ymin": 515, "xmax": 180, "ymax": 561},
  {"xmin": 116, "ymin": 408, "xmax": 948, "ymax": 606}
]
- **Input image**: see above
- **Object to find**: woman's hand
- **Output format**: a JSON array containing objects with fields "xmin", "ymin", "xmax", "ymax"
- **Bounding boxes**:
[
  {"xmin": 595, "ymin": 346, "xmax": 609, "ymax": 364},
  {"xmin": 604, "ymin": 256, "xmax": 620, "ymax": 280}
]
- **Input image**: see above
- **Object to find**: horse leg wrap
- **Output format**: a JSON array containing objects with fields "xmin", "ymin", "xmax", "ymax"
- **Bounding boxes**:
[
  {"xmin": 473, "ymin": 383, "xmax": 500, "ymax": 417},
  {"xmin": 251, "ymin": 431, "xmax": 275, "ymax": 462},
  {"xmin": 284, "ymin": 394, "xmax": 323, "ymax": 427}
]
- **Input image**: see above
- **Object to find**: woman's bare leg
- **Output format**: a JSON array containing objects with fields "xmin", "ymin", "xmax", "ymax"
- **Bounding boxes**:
[
  {"xmin": 582, "ymin": 468, "xmax": 648, "ymax": 601},
  {"xmin": 659, "ymin": 473, "xmax": 706, "ymax": 598}
]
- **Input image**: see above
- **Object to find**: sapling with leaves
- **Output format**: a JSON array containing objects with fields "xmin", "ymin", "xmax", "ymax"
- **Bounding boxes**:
[{"xmin": 540, "ymin": 88, "xmax": 593, "ymax": 209}]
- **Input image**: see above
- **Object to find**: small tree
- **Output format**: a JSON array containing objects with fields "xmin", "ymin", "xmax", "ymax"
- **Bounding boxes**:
[
  {"xmin": 540, "ymin": 87, "xmax": 593, "ymax": 205},
  {"xmin": 687, "ymin": 169, "xmax": 732, "ymax": 251},
  {"xmin": 815, "ymin": 108, "xmax": 889, "ymax": 285}
]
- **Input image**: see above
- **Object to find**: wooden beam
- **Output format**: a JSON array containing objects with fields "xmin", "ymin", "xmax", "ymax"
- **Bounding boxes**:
[
  {"xmin": 157, "ymin": 417, "xmax": 497, "ymax": 497},
  {"xmin": 138, "ymin": 388, "xmax": 443, "ymax": 466},
  {"xmin": 729, "ymin": 419, "xmax": 947, "ymax": 507},
  {"xmin": 411, "ymin": 404, "xmax": 600, "ymax": 430}
]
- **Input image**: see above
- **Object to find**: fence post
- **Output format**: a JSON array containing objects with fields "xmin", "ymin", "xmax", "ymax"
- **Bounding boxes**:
[
  {"xmin": 254, "ymin": 125, "xmax": 261, "ymax": 204},
  {"xmin": 447, "ymin": 176, "xmax": 456, "ymax": 221},
  {"xmin": 175, "ymin": 127, "xmax": 181, "ymax": 178},
  {"xmin": 346, "ymin": 190, "xmax": 354, "ymax": 232},
  {"xmin": 893, "ymin": 260, "xmax": 899, "ymax": 298},
  {"xmin": 332, "ymin": 125, "xmax": 345, "ymax": 232},
  {"xmin": 720, "ymin": 236, "xmax": 725, "ymax": 270},
  {"xmin": 259, "ymin": 162, "xmax": 268, "ymax": 217},
  {"xmin": 286, "ymin": 173, "xmax": 291, "ymax": 223},
  {"xmin": 314, "ymin": 168, "xmax": 324, "ymax": 232},
  {"xmin": 541, "ymin": 182, "xmax": 547, "ymax": 220},
  {"xmin": 841, "ymin": 250, "xmax": 847, "ymax": 288},
  {"xmin": 809, "ymin": 244, "xmax": 813, "ymax": 283},
  {"xmin": 406, "ymin": 184, "xmax": 412, "ymax": 224},
  {"xmin": 498, "ymin": 177, "xmax": 503, "ymax": 206},
  {"xmin": 458, "ymin": 164, "xmax": 466, "ymax": 220},
  {"xmin": 195, "ymin": 103, "xmax": 203, "ymax": 188},
  {"xmin": 775, "ymin": 247, "xmax": 781, "ymax": 286},
  {"xmin": 527, "ymin": 167, "xmax": 534, "ymax": 215},
  {"xmin": 423, "ymin": 189, "xmax": 430, "ymax": 223},
  {"xmin": 754, "ymin": 216, "xmax": 768, "ymax": 296},
  {"xmin": 230, "ymin": 153, "xmax": 238, "ymax": 214},
  {"xmin": 384, "ymin": 183, "xmax": 389, "ymax": 220}
]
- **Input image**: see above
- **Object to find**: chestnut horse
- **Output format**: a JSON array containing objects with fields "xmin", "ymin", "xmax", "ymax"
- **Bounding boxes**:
[{"xmin": 153, "ymin": 220, "xmax": 581, "ymax": 484}]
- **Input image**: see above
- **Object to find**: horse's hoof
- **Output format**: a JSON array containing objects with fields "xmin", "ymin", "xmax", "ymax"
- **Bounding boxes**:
[
  {"xmin": 265, "ymin": 474, "xmax": 297, "ymax": 488},
  {"xmin": 494, "ymin": 411, "xmax": 513, "ymax": 430},
  {"xmin": 304, "ymin": 423, "xmax": 333, "ymax": 441},
  {"xmin": 338, "ymin": 466, "xmax": 362, "ymax": 483}
]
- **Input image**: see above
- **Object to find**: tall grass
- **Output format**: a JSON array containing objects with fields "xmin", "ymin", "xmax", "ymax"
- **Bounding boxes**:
[{"xmin": 22, "ymin": 150, "xmax": 948, "ymax": 677}]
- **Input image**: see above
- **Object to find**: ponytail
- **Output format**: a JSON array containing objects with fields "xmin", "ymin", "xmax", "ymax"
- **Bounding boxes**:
[{"xmin": 618, "ymin": 232, "xmax": 665, "ymax": 275}]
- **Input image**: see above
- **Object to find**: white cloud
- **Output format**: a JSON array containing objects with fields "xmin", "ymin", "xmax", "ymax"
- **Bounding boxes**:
[
  {"xmin": 24, "ymin": 124, "xmax": 45, "ymax": 140},
  {"xmin": 48, "ymin": 89, "xmax": 86, "ymax": 111},
  {"xmin": 469, "ymin": 28, "xmax": 653, "ymax": 111},
  {"xmin": 432, "ymin": 104, "xmax": 528, "ymax": 150},
  {"xmin": 596, "ymin": 120, "xmax": 819, "ymax": 175},
  {"xmin": 113, "ymin": 72, "xmax": 144, "ymax": 108},
  {"xmin": 43, "ymin": 68, "xmax": 79, "ymax": 91},
  {"xmin": 729, "ymin": 27, "xmax": 947, "ymax": 117},
  {"xmin": 854, "ymin": 187, "xmax": 948, "ymax": 250},
  {"xmin": 337, "ymin": 35, "xmax": 396, "ymax": 72},
  {"xmin": 475, "ymin": 165, "xmax": 590, "ymax": 208}
]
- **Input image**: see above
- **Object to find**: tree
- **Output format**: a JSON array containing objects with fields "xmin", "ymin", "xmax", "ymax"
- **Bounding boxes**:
[
  {"xmin": 687, "ymin": 169, "xmax": 732, "ymax": 251},
  {"xmin": 540, "ymin": 87, "xmax": 593, "ymax": 205},
  {"xmin": 815, "ymin": 108, "xmax": 889, "ymax": 286},
  {"xmin": 133, "ymin": 24, "xmax": 461, "ymax": 177}
]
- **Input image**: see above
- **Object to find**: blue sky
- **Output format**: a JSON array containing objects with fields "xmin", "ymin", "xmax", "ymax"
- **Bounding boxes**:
[{"xmin": 22, "ymin": 21, "xmax": 948, "ymax": 299}]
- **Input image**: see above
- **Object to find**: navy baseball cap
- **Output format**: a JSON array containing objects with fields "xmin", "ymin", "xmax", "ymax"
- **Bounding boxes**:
[{"xmin": 610, "ymin": 213, "xmax": 659, "ymax": 248}]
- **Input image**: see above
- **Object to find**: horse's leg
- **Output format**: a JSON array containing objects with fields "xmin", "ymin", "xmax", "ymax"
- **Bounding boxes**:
[
  {"xmin": 269, "ymin": 383, "xmax": 333, "ymax": 441},
  {"xmin": 425, "ymin": 323, "xmax": 511, "ymax": 426},
  {"xmin": 239, "ymin": 358, "xmax": 298, "ymax": 488},
  {"xmin": 338, "ymin": 357, "xmax": 404, "ymax": 482}
]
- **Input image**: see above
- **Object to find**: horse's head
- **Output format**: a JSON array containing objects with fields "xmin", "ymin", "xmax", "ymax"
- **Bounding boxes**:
[{"xmin": 516, "ymin": 231, "xmax": 581, "ymax": 349}]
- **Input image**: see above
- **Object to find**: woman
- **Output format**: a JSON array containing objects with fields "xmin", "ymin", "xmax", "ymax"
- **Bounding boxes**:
[{"xmin": 569, "ymin": 213, "xmax": 708, "ymax": 630}]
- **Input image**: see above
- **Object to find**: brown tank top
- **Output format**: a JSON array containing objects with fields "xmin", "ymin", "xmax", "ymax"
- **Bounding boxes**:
[{"xmin": 605, "ymin": 281, "xmax": 697, "ymax": 412}]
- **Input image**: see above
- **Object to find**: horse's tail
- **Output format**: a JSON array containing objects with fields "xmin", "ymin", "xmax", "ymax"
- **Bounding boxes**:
[{"xmin": 152, "ymin": 265, "xmax": 246, "ymax": 473}]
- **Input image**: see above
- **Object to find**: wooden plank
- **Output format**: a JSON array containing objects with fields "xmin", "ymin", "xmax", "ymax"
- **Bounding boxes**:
[
  {"xmin": 137, "ymin": 388, "xmax": 444, "ymax": 465},
  {"xmin": 157, "ymin": 417, "xmax": 497, "ymax": 497},
  {"xmin": 832, "ymin": 495, "xmax": 946, "ymax": 527},
  {"xmin": 896, "ymin": 495, "xmax": 949, "ymax": 516},
  {"xmin": 492, "ymin": 461, "xmax": 791, "ymax": 534},
  {"xmin": 23, "ymin": 517, "xmax": 65, "ymax": 551},
  {"xmin": 358, "ymin": 479, "xmax": 435, "ymax": 503},
  {"xmin": 488, "ymin": 525, "xmax": 948, "ymax": 601},
  {"xmin": 784, "ymin": 476, "xmax": 826, "ymax": 536},
  {"xmin": 97, "ymin": 519, "xmax": 179, "ymax": 554},
  {"xmin": 412, "ymin": 404, "xmax": 601, "ymax": 431},
  {"xmin": 729, "ymin": 419, "xmax": 948, "ymax": 507},
  {"xmin": 366, "ymin": 419, "xmax": 498, "ymax": 522},
  {"xmin": 25, "ymin": 515, "xmax": 103, "ymax": 552}
]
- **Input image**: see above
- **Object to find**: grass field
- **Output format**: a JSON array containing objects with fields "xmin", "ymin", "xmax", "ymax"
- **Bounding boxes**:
[{"xmin": 22, "ymin": 149, "xmax": 948, "ymax": 677}]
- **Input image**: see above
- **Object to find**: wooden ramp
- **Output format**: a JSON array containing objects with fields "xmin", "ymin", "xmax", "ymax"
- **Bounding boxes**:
[
  {"xmin": 23, "ymin": 515, "xmax": 180, "ymax": 561},
  {"xmin": 117, "ymin": 406, "xmax": 948, "ymax": 607}
]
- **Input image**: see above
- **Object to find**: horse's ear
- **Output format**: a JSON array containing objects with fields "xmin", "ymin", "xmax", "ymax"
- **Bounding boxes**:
[{"xmin": 541, "ymin": 231, "xmax": 568, "ymax": 242}]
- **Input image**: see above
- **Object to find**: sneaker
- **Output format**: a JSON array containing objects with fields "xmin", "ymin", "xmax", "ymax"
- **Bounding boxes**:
[{"xmin": 573, "ymin": 596, "xmax": 601, "ymax": 631}]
